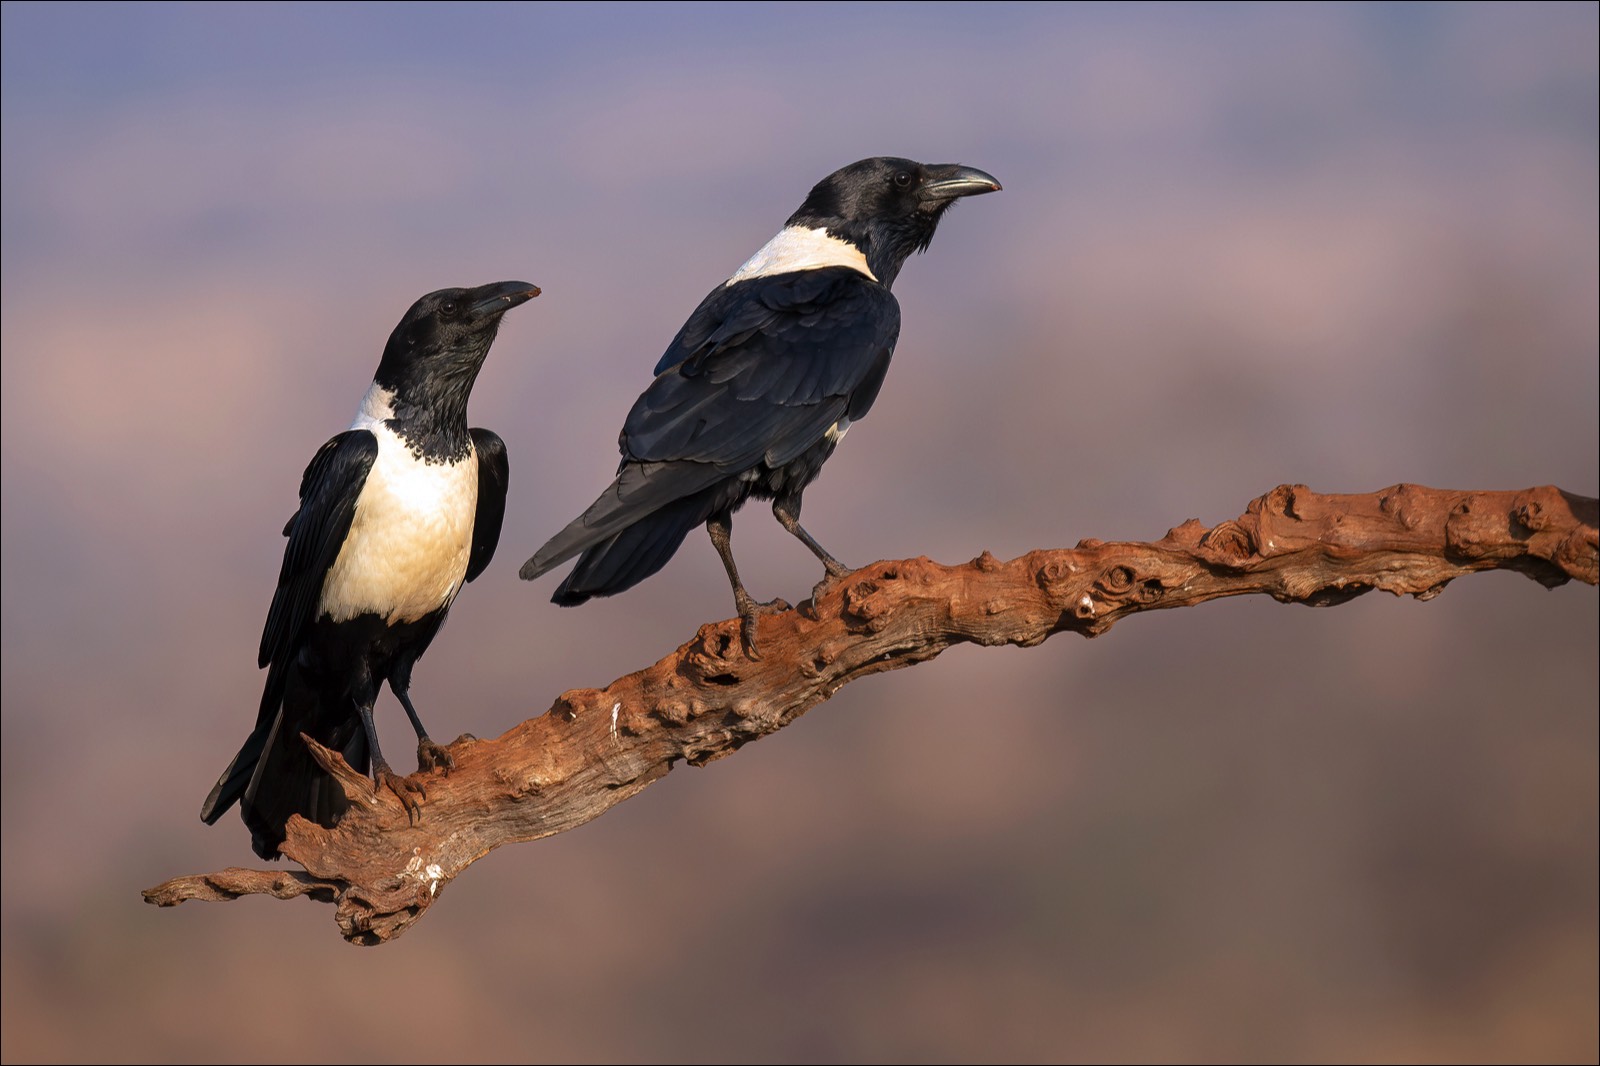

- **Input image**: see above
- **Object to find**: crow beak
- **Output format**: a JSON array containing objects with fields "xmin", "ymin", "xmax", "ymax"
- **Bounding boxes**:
[
  {"xmin": 920, "ymin": 164, "xmax": 1002, "ymax": 201},
  {"xmin": 470, "ymin": 281, "xmax": 542, "ymax": 316}
]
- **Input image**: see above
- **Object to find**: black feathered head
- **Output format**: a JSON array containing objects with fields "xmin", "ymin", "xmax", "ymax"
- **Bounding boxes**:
[
  {"xmin": 787, "ymin": 157, "xmax": 1000, "ymax": 287},
  {"xmin": 373, "ymin": 281, "xmax": 538, "ymax": 444}
]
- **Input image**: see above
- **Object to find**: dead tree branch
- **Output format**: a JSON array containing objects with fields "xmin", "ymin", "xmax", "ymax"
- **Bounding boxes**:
[{"xmin": 144, "ymin": 483, "xmax": 1598, "ymax": 944}]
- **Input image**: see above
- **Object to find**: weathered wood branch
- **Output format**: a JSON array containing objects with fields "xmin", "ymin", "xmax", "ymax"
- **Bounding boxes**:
[{"xmin": 144, "ymin": 483, "xmax": 1598, "ymax": 944}]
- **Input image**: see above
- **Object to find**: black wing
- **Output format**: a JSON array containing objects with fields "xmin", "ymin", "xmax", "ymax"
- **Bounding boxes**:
[
  {"xmin": 203, "ymin": 431, "xmax": 376, "ymax": 828},
  {"xmin": 633, "ymin": 267, "xmax": 899, "ymax": 468},
  {"xmin": 466, "ymin": 428, "xmax": 508, "ymax": 583},
  {"xmin": 256, "ymin": 430, "xmax": 378, "ymax": 674},
  {"xmin": 521, "ymin": 267, "xmax": 898, "ymax": 577}
]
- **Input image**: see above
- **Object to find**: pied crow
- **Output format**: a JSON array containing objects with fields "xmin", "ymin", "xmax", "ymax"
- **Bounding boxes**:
[
  {"xmin": 202, "ymin": 280, "xmax": 538, "ymax": 859},
  {"xmin": 520, "ymin": 157, "xmax": 999, "ymax": 654}
]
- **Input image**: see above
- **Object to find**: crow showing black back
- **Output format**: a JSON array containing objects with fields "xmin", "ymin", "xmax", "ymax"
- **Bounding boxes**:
[{"xmin": 521, "ymin": 157, "xmax": 999, "ymax": 652}]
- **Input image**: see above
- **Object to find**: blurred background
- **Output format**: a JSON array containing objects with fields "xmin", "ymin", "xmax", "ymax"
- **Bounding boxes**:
[{"xmin": 3, "ymin": 2, "xmax": 1596, "ymax": 1061}]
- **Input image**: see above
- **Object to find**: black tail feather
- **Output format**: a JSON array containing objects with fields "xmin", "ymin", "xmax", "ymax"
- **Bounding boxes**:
[
  {"xmin": 203, "ymin": 661, "xmax": 368, "ymax": 860},
  {"xmin": 522, "ymin": 459, "xmax": 727, "ymax": 581},
  {"xmin": 551, "ymin": 492, "xmax": 714, "ymax": 604},
  {"xmin": 200, "ymin": 659, "xmax": 293, "ymax": 826},
  {"xmin": 200, "ymin": 727, "xmax": 267, "ymax": 826}
]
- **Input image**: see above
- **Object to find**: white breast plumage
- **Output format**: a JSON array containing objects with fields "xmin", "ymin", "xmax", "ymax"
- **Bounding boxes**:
[{"xmin": 318, "ymin": 386, "xmax": 478, "ymax": 625}]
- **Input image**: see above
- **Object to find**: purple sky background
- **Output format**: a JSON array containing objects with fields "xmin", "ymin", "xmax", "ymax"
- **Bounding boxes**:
[{"xmin": 3, "ymin": 3, "xmax": 1596, "ymax": 1061}]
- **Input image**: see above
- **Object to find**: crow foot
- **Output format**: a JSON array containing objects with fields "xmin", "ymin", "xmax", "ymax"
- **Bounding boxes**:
[
  {"xmin": 416, "ymin": 737, "xmax": 455, "ymax": 775},
  {"xmin": 734, "ymin": 594, "xmax": 791, "ymax": 661},
  {"xmin": 811, "ymin": 563, "xmax": 856, "ymax": 606},
  {"xmin": 376, "ymin": 768, "xmax": 428, "ymax": 826}
]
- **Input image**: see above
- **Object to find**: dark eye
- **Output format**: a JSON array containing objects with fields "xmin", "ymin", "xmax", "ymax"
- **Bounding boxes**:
[
  {"xmin": 439, "ymin": 300, "xmax": 459, "ymax": 318},
  {"xmin": 893, "ymin": 171, "xmax": 912, "ymax": 189}
]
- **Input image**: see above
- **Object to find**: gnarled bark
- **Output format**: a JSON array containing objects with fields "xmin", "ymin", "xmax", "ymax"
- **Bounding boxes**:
[{"xmin": 143, "ymin": 483, "xmax": 1598, "ymax": 944}]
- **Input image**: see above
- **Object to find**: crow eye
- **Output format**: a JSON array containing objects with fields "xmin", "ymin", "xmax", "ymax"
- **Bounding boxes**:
[
  {"xmin": 439, "ymin": 300, "xmax": 459, "ymax": 318},
  {"xmin": 893, "ymin": 171, "xmax": 913, "ymax": 189}
]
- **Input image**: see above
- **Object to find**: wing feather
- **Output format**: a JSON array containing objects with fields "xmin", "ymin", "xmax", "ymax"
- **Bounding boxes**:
[
  {"xmin": 628, "ymin": 268, "xmax": 898, "ymax": 469},
  {"xmin": 467, "ymin": 428, "xmax": 509, "ymax": 582},
  {"xmin": 256, "ymin": 431, "xmax": 378, "ymax": 674}
]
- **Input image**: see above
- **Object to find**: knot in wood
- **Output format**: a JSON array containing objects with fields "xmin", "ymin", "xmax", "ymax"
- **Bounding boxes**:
[
  {"xmin": 1096, "ymin": 565, "xmax": 1137, "ymax": 598},
  {"xmin": 685, "ymin": 625, "xmax": 748, "ymax": 681},
  {"xmin": 1513, "ymin": 494, "xmax": 1548, "ymax": 533},
  {"xmin": 1551, "ymin": 526, "xmax": 1599, "ymax": 586},
  {"xmin": 1199, "ymin": 519, "xmax": 1256, "ymax": 563},
  {"xmin": 1444, "ymin": 495, "xmax": 1500, "ymax": 558},
  {"xmin": 1261, "ymin": 484, "xmax": 1305, "ymax": 519},
  {"xmin": 1377, "ymin": 483, "xmax": 1430, "ymax": 530},
  {"xmin": 1134, "ymin": 578, "xmax": 1166, "ymax": 604},
  {"xmin": 798, "ymin": 643, "xmax": 839, "ymax": 678},
  {"xmin": 1035, "ymin": 557, "xmax": 1077, "ymax": 589},
  {"xmin": 657, "ymin": 698, "xmax": 702, "ymax": 725},
  {"xmin": 842, "ymin": 578, "xmax": 893, "ymax": 632}
]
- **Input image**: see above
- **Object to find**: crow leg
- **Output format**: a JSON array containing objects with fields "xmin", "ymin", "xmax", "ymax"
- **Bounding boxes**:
[
  {"xmin": 707, "ymin": 510, "xmax": 789, "ymax": 658},
  {"xmin": 772, "ymin": 493, "xmax": 853, "ymax": 601},
  {"xmin": 358, "ymin": 699, "xmax": 426, "ymax": 824},
  {"xmin": 390, "ymin": 668, "xmax": 454, "ymax": 774}
]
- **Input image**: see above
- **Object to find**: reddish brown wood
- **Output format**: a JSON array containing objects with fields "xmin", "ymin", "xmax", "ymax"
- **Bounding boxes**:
[{"xmin": 143, "ymin": 483, "xmax": 1598, "ymax": 944}]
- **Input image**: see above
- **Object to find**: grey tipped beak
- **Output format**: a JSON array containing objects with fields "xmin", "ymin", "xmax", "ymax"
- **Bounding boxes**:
[
  {"xmin": 921, "ymin": 164, "xmax": 1002, "ymax": 201},
  {"xmin": 470, "ymin": 281, "xmax": 541, "ymax": 316}
]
